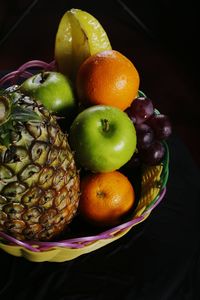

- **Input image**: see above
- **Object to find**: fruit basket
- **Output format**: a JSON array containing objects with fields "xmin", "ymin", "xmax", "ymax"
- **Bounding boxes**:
[
  {"xmin": 0, "ymin": 60, "xmax": 169, "ymax": 262},
  {"xmin": 0, "ymin": 7, "xmax": 172, "ymax": 262},
  {"xmin": 0, "ymin": 164, "xmax": 168, "ymax": 262}
]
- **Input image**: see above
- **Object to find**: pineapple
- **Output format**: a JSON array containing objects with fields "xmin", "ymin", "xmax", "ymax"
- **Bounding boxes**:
[{"xmin": 0, "ymin": 86, "xmax": 80, "ymax": 241}]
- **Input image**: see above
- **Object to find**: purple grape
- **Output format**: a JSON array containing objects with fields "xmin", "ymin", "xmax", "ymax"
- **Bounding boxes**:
[
  {"xmin": 126, "ymin": 97, "xmax": 154, "ymax": 125},
  {"xmin": 140, "ymin": 141, "xmax": 165, "ymax": 165},
  {"xmin": 135, "ymin": 123, "xmax": 154, "ymax": 150},
  {"xmin": 146, "ymin": 114, "xmax": 172, "ymax": 140},
  {"xmin": 126, "ymin": 107, "xmax": 137, "ymax": 124}
]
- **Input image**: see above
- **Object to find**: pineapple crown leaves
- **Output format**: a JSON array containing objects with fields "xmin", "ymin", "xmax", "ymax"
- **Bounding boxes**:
[{"xmin": 0, "ymin": 89, "xmax": 41, "ymax": 147}]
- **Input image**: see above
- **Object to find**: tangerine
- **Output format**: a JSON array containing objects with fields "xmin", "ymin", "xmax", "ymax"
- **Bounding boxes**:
[
  {"xmin": 76, "ymin": 50, "xmax": 140, "ymax": 111},
  {"xmin": 79, "ymin": 171, "xmax": 135, "ymax": 226}
]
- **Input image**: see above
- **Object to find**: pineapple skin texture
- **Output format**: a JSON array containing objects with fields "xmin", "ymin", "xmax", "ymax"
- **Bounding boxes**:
[{"xmin": 0, "ymin": 91, "xmax": 80, "ymax": 241}]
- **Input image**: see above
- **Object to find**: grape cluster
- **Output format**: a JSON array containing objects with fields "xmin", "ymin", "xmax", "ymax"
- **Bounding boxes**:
[{"xmin": 126, "ymin": 95, "xmax": 172, "ymax": 166}]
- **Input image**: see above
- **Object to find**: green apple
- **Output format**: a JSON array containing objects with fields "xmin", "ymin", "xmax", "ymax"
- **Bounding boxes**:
[
  {"xmin": 20, "ymin": 71, "xmax": 76, "ymax": 116},
  {"xmin": 69, "ymin": 105, "xmax": 137, "ymax": 172}
]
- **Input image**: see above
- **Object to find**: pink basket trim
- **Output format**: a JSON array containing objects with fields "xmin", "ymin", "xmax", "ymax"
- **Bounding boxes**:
[
  {"xmin": 0, "ymin": 188, "xmax": 166, "ymax": 252},
  {"xmin": 0, "ymin": 231, "xmax": 40, "ymax": 252},
  {"xmin": 145, "ymin": 186, "xmax": 166, "ymax": 213},
  {"xmin": 0, "ymin": 59, "xmax": 55, "ymax": 86}
]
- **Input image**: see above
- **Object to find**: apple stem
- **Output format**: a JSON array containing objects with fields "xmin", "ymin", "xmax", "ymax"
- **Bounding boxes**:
[
  {"xmin": 41, "ymin": 71, "xmax": 49, "ymax": 83},
  {"xmin": 33, "ymin": 72, "xmax": 49, "ymax": 84},
  {"xmin": 102, "ymin": 119, "xmax": 109, "ymax": 132}
]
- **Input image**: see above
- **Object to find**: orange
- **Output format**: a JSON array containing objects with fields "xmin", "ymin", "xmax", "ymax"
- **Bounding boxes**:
[
  {"xmin": 79, "ymin": 171, "xmax": 135, "ymax": 226},
  {"xmin": 76, "ymin": 50, "xmax": 140, "ymax": 111}
]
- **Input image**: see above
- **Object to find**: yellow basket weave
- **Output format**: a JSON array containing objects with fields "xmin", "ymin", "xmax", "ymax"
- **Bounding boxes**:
[{"xmin": 0, "ymin": 61, "xmax": 169, "ymax": 262}]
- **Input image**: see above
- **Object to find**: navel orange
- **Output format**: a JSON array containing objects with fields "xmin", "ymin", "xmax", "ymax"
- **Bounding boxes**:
[
  {"xmin": 76, "ymin": 50, "xmax": 140, "ymax": 111},
  {"xmin": 79, "ymin": 171, "xmax": 135, "ymax": 226}
]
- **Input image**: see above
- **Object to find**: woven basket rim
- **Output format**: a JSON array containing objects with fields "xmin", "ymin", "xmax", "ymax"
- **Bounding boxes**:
[
  {"xmin": 0, "ymin": 60, "xmax": 169, "ymax": 254},
  {"xmin": 0, "ymin": 188, "xmax": 166, "ymax": 253}
]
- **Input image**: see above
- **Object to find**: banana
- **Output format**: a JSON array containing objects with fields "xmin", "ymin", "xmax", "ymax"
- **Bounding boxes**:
[{"xmin": 55, "ymin": 8, "xmax": 112, "ymax": 79}]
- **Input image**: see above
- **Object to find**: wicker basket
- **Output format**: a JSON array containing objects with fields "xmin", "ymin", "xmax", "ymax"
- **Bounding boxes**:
[{"xmin": 0, "ymin": 61, "xmax": 169, "ymax": 262}]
